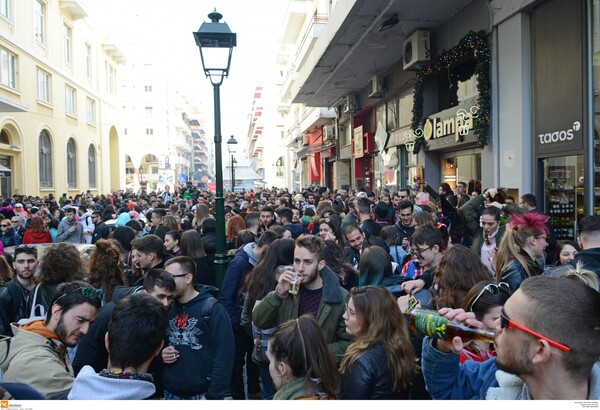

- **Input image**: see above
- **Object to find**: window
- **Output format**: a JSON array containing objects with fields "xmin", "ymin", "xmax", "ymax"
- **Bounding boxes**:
[
  {"xmin": 0, "ymin": 0, "xmax": 10, "ymax": 20},
  {"xmin": 145, "ymin": 106, "xmax": 153, "ymax": 114},
  {"xmin": 144, "ymin": 85, "xmax": 152, "ymax": 92},
  {"xmin": 34, "ymin": 0, "xmax": 45, "ymax": 44},
  {"xmin": 67, "ymin": 138, "xmax": 77, "ymax": 188},
  {"xmin": 105, "ymin": 61, "xmax": 115, "ymax": 94},
  {"xmin": 39, "ymin": 130, "xmax": 52, "ymax": 188},
  {"xmin": 62, "ymin": 23, "xmax": 72, "ymax": 65},
  {"xmin": 0, "ymin": 47, "xmax": 16, "ymax": 89},
  {"xmin": 86, "ymin": 98, "xmax": 95, "ymax": 124},
  {"xmin": 85, "ymin": 43, "xmax": 92, "ymax": 78},
  {"xmin": 36, "ymin": 68, "xmax": 50, "ymax": 103},
  {"xmin": 65, "ymin": 85, "xmax": 76, "ymax": 116},
  {"xmin": 88, "ymin": 145, "xmax": 96, "ymax": 188},
  {"xmin": 146, "ymin": 128, "xmax": 153, "ymax": 135}
]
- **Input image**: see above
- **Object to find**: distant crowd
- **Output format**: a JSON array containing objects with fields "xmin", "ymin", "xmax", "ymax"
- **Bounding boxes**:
[{"xmin": 0, "ymin": 180, "xmax": 599, "ymax": 401}]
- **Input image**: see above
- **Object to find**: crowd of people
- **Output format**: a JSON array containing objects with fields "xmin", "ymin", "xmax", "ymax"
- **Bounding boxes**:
[{"xmin": 0, "ymin": 180, "xmax": 599, "ymax": 401}]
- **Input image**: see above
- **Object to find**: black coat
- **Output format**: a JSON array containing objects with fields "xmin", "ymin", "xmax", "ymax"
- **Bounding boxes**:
[{"xmin": 339, "ymin": 342, "xmax": 410, "ymax": 400}]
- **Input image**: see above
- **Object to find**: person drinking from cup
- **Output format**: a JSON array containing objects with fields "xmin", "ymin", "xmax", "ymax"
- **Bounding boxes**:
[{"xmin": 252, "ymin": 234, "xmax": 351, "ymax": 363}]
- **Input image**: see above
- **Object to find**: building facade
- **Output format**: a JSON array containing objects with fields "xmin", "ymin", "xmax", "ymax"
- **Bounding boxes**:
[
  {"xmin": 279, "ymin": 0, "xmax": 600, "ymax": 241},
  {"xmin": 0, "ymin": 0, "xmax": 125, "ymax": 197}
]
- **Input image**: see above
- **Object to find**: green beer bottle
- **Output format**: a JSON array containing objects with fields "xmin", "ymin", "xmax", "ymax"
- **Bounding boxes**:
[{"xmin": 408, "ymin": 308, "xmax": 496, "ymax": 344}]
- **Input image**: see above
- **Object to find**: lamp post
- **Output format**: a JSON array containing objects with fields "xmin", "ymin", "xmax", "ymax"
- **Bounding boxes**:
[
  {"xmin": 193, "ymin": 10, "xmax": 236, "ymax": 288},
  {"xmin": 227, "ymin": 135, "xmax": 237, "ymax": 191}
]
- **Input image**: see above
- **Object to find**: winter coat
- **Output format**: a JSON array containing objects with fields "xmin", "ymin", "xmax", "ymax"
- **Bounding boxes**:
[
  {"xmin": 0, "ymin": 279, "xmax": 31, "ymax": 336},
  {"xmin": 252, "ymin": 266, "xmax": 351, "ymax": 361},
  {"xmin": 339, "ymin": 341, "xmax": 410, "ymax": 399},
  {"xmin": 22, "ymin": 229, "xmax": 52, "ymax": 244},
  {"xmin": 0, "ymin": 227, "xmax": 21, "ymax": 247},
  {"xmin": 499, "ymin": 250, "xmax": 545, "ymax": 291},
  {"xmin": 68, "ymin": 365, "xmax": 155, "ymax": 400},
  {"xmin": 0, "ymin": 321, "xmax": 73, "ymax": 398},
  {"xmin": 569, "ymin": 247, "xmax": 600, "ymax": 278},
  {"xmin": 56, "ymin": 218, "xmax": 84, "ymax": 243},
  {"xmin": 219, "ymin": 243, "xmax": 257, "ymax": 329}
]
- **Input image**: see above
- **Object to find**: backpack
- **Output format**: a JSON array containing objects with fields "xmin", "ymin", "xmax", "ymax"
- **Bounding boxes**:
[
  {"xmin": 251, "ymin": 299, "xmax": 275, "ymax": 365},
  {"xmin": 17, "ymin": 285, "xmax": 46, "ymax": 326}
]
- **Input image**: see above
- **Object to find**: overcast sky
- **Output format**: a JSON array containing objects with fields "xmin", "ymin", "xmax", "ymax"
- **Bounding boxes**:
[{"xmin": 90, "ymin": 0, "xmax": 288, "ymax": 144}]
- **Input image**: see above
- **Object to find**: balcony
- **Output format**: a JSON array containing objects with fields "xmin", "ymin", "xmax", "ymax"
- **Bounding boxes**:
[
  {"xmin": 299, "ymin": 106, "xmax": 335, "ymax": 134},
  {"xmin": 59, "ymin": 0, "xmax": 89, "ymax": 20}
]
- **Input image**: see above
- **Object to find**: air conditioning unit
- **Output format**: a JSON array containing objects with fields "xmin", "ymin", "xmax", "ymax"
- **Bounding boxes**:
[
  {"xmin": 343, "ymin": 95, "xmax": 358, "ymax": 113},
  {"xmin": 403, "ymin": 30, "xmax": 431, "ymax": 70},
  {"xmin": 323, "ymin": 125, "xmax": 335, "ymax": 142},
  {"xmin": 368, "ymin": 75, "xmax": 383, "ymax": 98}
]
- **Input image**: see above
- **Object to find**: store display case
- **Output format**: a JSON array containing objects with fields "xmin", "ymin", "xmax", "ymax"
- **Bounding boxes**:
[{"xmin": 544, "ymin": 156, "xmax": 583, "ymax": 241}]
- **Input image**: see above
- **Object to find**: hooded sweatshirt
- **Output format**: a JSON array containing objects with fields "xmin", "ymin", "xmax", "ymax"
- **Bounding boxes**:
[
  {"xmin": 0, "ymin": 320, "xmax": 73, "ymax": 398},
  {"xmin": 68, "ymin": 365, "xmax": 155, "ymax": 400}
]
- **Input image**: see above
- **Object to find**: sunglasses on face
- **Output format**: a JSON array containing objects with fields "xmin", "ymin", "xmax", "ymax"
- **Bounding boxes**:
[{"xmin": 500, "ymin": 308, "xmax": 570, "ymax": 352}]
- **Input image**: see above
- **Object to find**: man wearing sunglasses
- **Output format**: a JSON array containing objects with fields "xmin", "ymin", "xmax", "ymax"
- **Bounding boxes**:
[
  {"xmin": 0, "ymin": 281, "xmax": 102, "ymax": 398},
  {"xmin": 421, "ymin": 276, "xmax": 600, "ymax": 400}
]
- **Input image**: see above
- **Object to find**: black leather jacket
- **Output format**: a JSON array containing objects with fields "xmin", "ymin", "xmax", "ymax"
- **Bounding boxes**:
[{"xmin": 339, "ymin": 342, "xmax": 410, "ymax": 400}]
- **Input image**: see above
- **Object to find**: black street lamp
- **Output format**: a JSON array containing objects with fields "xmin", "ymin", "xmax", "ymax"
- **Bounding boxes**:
[
  {"xmin": 227, "ymin": 135, "xmax": 237, "ymax": 191},
  {"xmin": 193, "ymin": 10, "xmax": 236, "ymax": 288}
]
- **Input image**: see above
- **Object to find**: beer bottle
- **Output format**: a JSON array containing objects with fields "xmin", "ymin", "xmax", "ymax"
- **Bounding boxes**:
[{"xmin": 408, "ymin": 308, "xmax": 496, "ymax": 344}]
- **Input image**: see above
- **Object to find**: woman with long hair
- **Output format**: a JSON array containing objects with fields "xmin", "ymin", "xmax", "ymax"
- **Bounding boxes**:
[
  {"xmin": 22, "ymin": 216, "xmax": 52, "ymax": 244},
  {"xmin": 318, "ymin": 220, "xmax": 342, "ymax": 247},
  {"xmin": 0, "ymin": 255, "xmax": 13, "ymax": 290},
  {"xmin": 433, "ymin": 244, "xmax": 491, "ymax": 310},
  {"xmin": 241, "ymin": 237, "xmax": 295, "ymax": 400},
  {"xmin": 321, "ymin": 239, "xmax": 358, "ymax": 291},
  {"xmin": 164, "ymin": 230, "xmax": 181, "ymax": 258},
  {"xmin": 495, "ymin": 212, "xmax": 550, "ymax": 290},
  {"xmin": 87, "ymin": 239, "xmax": 128, "ymax": 303},
  {"xmin": 308, "ymin": 201, "xmax": 333, "ymax": 235},
  {"xmin": 339, "ymin": 286, "xmax": 417, "ymax": 399},
  {"xmin": 110, "ymin": 226, "xmax": 136, "ymax": 267},
  {"xmin": 192, "ymin": 203, "xmax": 212, "ymax": 229},
  {"xmin": 227, "ymin": 215, "xmax": 246, "ymax": 250},
  {"xmin": 551, "ymin": 240, "xmax": 580, "ymax": 266},
  {"xmin": 161, "ymin": 215, "xmax": 180, "ymax": 232},
  {"xmin": 268, "ymin": 315, "xmax": 338, "ymax": 400},
  {"xmin": 179, "ymin": 229, "xmax": 211, "ymax": 286},
  {"xmin": 357, "ymin": 246, "xmax": 395, "ymax": 287},
  {"xmin": 460, "ymin": 281, "xmax": 511, "ymax": 363}
]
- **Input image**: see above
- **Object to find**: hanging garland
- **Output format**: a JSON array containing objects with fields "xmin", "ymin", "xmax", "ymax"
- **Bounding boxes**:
[{"xmin": 411, "ymin": 30, "xmax": 491, "ymax": 154}]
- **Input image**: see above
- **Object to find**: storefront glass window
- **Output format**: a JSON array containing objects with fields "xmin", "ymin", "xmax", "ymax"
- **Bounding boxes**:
[
  {"xmin": 543, "ymin": 155, "xmax": 583, "ymax": 241},
  {"xmin": 593, "ymin": 0, "xmax": 600, "ymax": 214},
  {"xmin": 440, "ymin": 154, "xmax": 481, "ymax": 195}
]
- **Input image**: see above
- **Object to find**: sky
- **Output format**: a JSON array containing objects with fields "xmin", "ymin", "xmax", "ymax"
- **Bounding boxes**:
[{"xmin": 90, "ymin": 0, "xmax": 288, "ymax": 144}]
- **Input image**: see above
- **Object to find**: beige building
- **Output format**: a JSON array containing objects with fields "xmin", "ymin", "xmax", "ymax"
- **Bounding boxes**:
[{"xmin": 0, "ymin": 0, "xmax": 125, "ymax": 198}]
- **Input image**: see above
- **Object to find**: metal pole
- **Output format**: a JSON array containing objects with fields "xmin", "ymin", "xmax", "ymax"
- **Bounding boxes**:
[
  {"xmin": 213, "ymin": 83, "xmax": 227, "ymax": 288},
  {"xmin": 230, "ymin": 154, "xmax": 234, "ymax": 191}
]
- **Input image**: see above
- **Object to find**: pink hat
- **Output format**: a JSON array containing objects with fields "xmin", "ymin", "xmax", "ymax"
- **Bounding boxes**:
[
  {"xmin": 415, "ymin": 192, "xmax": 430, "ymax": 206},
  {"xmin": 128, "ymin": 210, "xmax": 140, "ymax": 220}
]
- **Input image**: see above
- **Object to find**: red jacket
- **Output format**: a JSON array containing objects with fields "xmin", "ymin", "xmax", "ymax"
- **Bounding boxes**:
[{"xmin": 22, "ymin": 230, "xmax": 52, "ymax": 244}]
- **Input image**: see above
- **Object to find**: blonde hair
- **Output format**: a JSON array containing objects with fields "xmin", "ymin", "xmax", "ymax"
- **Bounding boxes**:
[{"xmin": 562, "ymin": 261, "xmax": 599, "ymax": 291}]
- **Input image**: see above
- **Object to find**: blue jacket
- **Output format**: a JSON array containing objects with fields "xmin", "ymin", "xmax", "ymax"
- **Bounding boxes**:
[
  {"xmin": 0, "ymin": 227, "xmax": 21, "ymax": 247},
  {"xmin": 422, "ymin": 337, "xmax": 499, "ymax": 399},
  {"xmin": 219, "ymin": 243, "xmax": 257, "ymax": 329}
]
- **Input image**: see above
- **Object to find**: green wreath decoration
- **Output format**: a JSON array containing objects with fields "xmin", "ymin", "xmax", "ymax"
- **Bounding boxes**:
[{"xmin": 411, "ymin": 30, "xmax": 491, "ymax": 154}]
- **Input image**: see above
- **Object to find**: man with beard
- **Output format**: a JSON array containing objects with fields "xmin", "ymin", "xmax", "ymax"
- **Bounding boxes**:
[
  {"xmin": 253, "ymin": 234, "xmax": 351, "ymax": 362},
  {"xmin": 0, "ymin": 281, "xmax": 102, "ymax": 398},
  {"xmin": 0, "ymin": 245, "xmax": 39, "ymax": 336},
  {"xmin": 421, "ymin": 275, "xmax": 600, "ymax": 400}
]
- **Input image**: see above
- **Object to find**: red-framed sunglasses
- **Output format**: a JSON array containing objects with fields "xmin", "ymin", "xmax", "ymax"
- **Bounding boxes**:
[{"xmin": 500, "ymin": 308, "xmax": 570, "ymax": 352}]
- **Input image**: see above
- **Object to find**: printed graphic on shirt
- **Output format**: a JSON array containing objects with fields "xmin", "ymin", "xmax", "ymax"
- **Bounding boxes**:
[{"xmin": 168, "ymin": 312, "xmax": 204, "ymax": 350}]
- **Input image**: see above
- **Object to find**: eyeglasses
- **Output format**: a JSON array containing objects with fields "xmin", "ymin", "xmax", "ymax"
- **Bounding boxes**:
[
  {"xmin": 534, "ymin": 235, "xmax": 548, "ymax": 240},
  {"xmin": 11, "ymin": 220, "xmax": 19, "ymax": 223},
  {"xmin": 500, "ymin": 308, "xmax": 570, "ymax": 352},
  {"xmin": 413, "ymin": 245, "xmax": 432, "ymax": 259},
  {"xmin": 469, "ymin": 282, "xmax": 510, "ymax": 312},
  {"xmin": 0, "ymin": 224, "xmax": 9, "ymax": 227},
  {"xmin": 171, "ymin": 273, "xmax": 189, "ymax": 278},
  {"xmin": 54, "ymin": 286, "xmax": 104, "ymax": 304}
]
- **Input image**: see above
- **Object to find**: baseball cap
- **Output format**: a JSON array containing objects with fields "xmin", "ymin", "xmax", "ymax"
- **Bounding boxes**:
[{"xmin": 14, "ymin": 203, "xmax": 22, "ymax": 208}]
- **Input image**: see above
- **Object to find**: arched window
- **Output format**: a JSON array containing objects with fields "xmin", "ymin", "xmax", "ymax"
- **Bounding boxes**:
[
  {"xmin": 276, "ymin": 156, "xmax": 284, "ymax": 177},
  {"xmin": 39, "ymin": 130, "xmax": 52, "ymax": 188},
  {"xmin": 67, "ymin": 138, "xmax": 77, "ymax": 188},
  {"xmin": 88, "ymin": 145, "xmax": 96, "ymax": 188},
  {"xmin": 0, "ymin": 129, "xmax": 9, "ymax": 144}
]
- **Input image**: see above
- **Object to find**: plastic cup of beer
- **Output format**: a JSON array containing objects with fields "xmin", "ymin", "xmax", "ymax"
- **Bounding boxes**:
[
  {"xmin": 289, "ymin": 272, "xmax": 300, "ymax": 295},
  {"xmin": 275, "ymin": 265, "xmax": 293, "ymax": 281}
]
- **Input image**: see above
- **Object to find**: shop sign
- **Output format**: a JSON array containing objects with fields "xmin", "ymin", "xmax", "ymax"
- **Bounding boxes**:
[
  {"xmin": 416, "ymin": 101, "xmax": 479, "ymax": 151},
  {"xmin": 353, "ymin": 125, "xmax": 364, "ymax": 158}
]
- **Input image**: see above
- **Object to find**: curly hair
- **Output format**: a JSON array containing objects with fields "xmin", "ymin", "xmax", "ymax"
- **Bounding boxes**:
[
  {"xmin": 39, "ymin": 242, "xmax": 85, "ymax": 284},
  {"xmin": 29, "ymin": 216, "xmax": 47, "ymax": 233},
  {"xmin": 433, "ymin": 244, "xmax": 490, "ymax": 309},
  {"xmin": 87, "ymin": 239, "xmax": 128, "ymax": 302}
]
